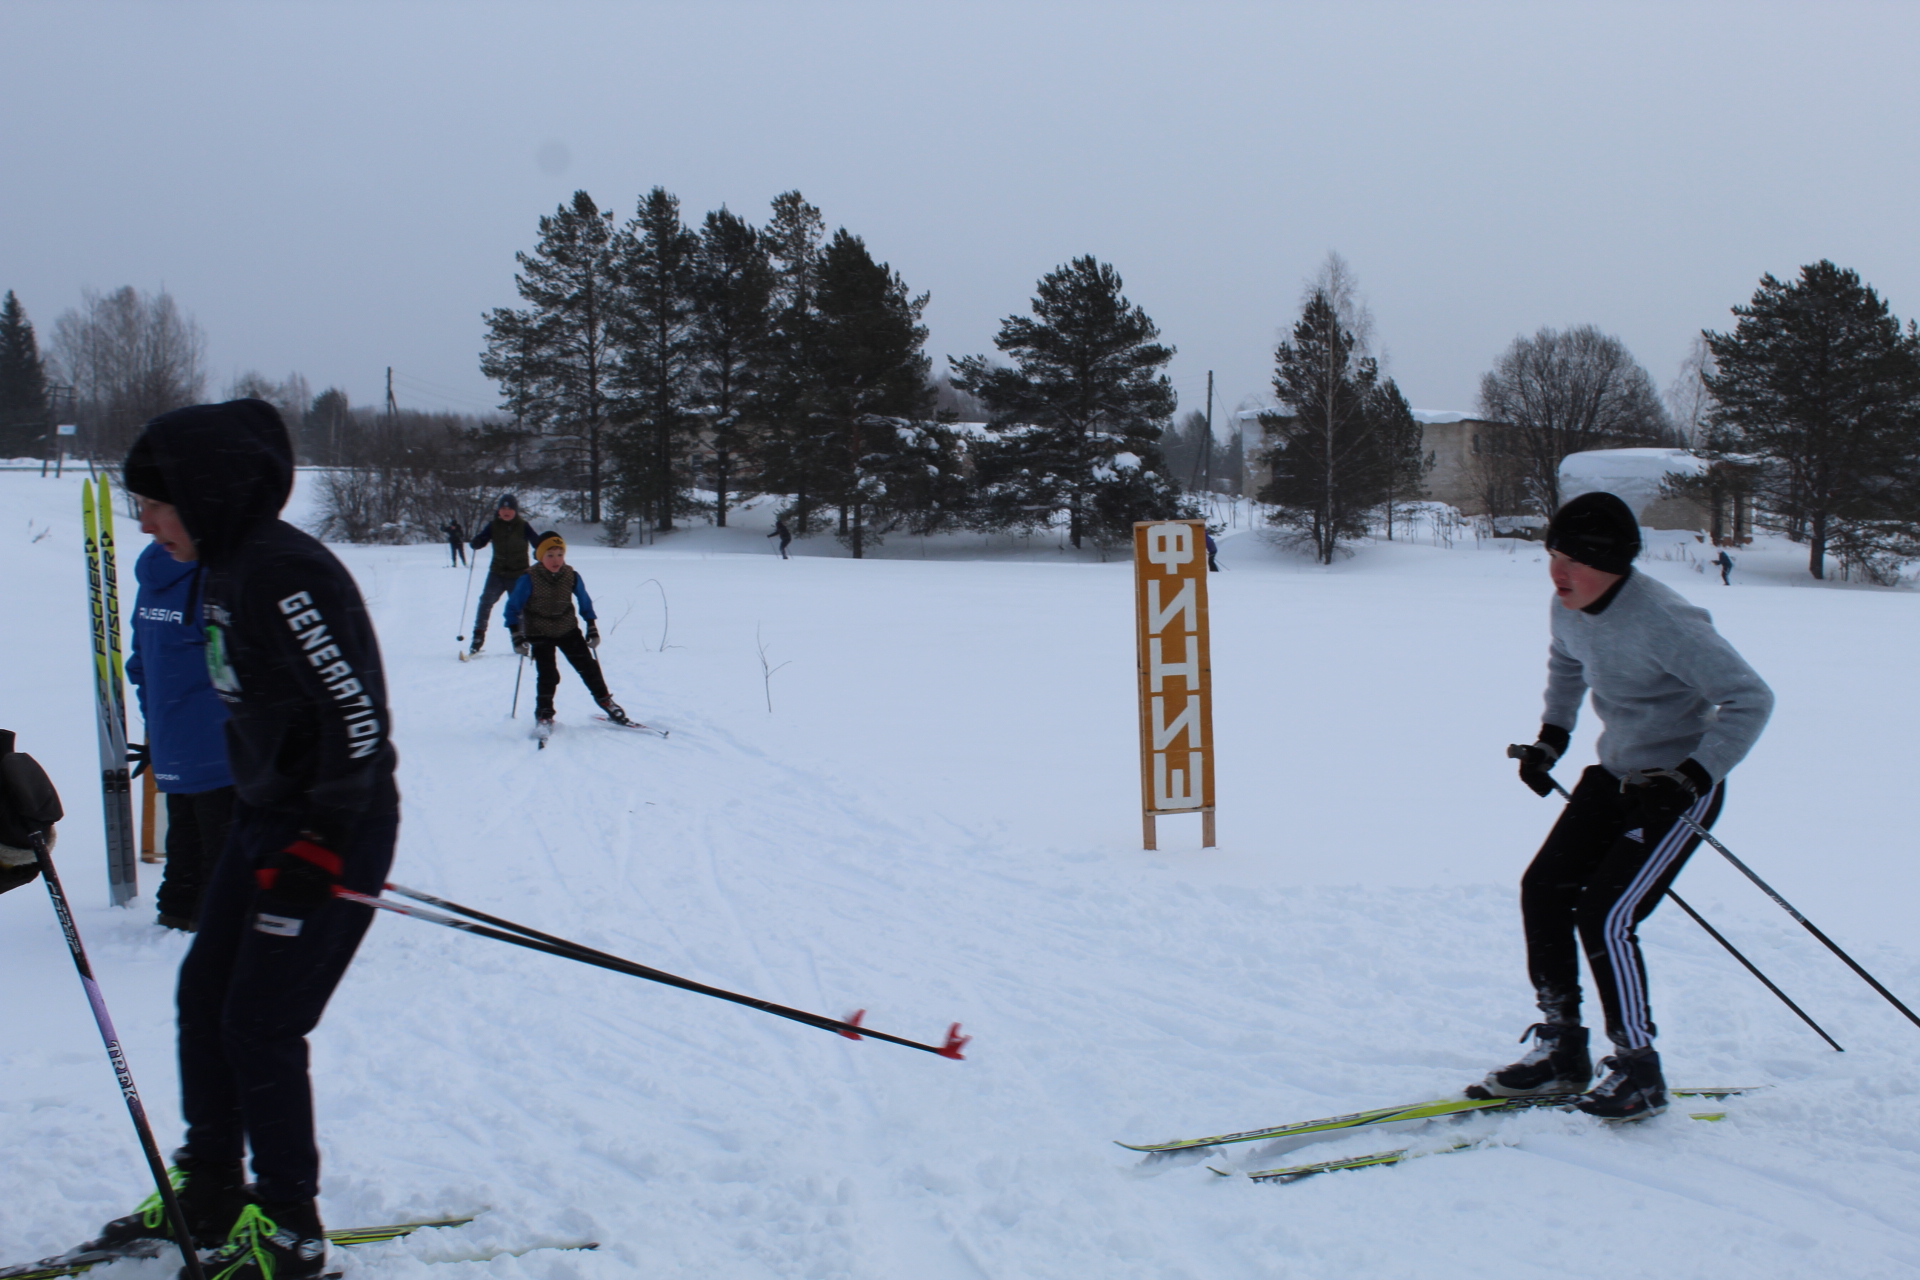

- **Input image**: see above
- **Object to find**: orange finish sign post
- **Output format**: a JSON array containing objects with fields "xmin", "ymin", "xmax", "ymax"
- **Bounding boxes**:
[{"xmin": 1133, "ymin": 520, "xmax": 1215, "ymax": 850}]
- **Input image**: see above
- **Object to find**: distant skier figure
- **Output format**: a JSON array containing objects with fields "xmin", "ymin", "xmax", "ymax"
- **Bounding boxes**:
[
  {"xmin": 1205, "ymin": 528, "xmax": 1221, "ymax": 572},
  {"xmin": 1714, "ymin": 549, "xmax": 1734, "ymax": 585},
  {"xmin": 466, "ymin": 494, "xmax": 538, "ymax": 654},
  {"xmin": 506, "ymin": 532, "xmax": 630, "ymax": 730},
  {"xmin": 99, "ymin": 399, "xmax": 400, "ymax": 1280},
  {"xmin": 769, "ymin": 517, "xmax": 793, "ymax": 559},
  {"xmin": 442, "ymin": 519, "xmax": 466, "ymax": 567},
  {"xmin": 127, "ymin": 537, "xmax": 234, "ymax": 931},
  {"xmin": 1485, "ymin": 492, "xmax": 1772, "ymax": 1121}
]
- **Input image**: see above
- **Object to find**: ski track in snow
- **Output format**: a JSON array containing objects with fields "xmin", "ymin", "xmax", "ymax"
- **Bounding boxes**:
[{"xmin": 6, "ymin": 470, "xmax": 1920, "ymax": 1277}]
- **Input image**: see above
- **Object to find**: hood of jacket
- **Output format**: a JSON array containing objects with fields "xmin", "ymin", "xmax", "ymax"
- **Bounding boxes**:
[{"xmin": 128, "ymin": 399, "xmax": 292, "ymax": 565}]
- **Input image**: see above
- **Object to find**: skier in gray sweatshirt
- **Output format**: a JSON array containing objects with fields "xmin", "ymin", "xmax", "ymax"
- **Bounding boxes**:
[{"xmin": 1476, "ymin": 492, "xmax": 1773, "ymax": 1120}]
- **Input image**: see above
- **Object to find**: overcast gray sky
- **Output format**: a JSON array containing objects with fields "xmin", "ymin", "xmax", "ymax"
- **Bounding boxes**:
[{"xmin": 5, "ymin": 1, "xmax": 1918, "ymax": 427}]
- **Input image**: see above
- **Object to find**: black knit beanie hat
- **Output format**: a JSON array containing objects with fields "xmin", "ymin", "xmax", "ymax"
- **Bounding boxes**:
[
  {"xmin": 1547, "ymin": 492, "xmax": 1640, "ymax": 575},
  {"xmin": 498, "ymin": 493, "xmax": 519, "ymax": 511},
  {"xmin": 122, "ymin": 434, "xmax": 169, "ymax": 503}
]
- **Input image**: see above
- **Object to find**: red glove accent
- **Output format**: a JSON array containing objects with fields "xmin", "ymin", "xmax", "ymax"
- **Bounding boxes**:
[{"xmin": 255, "ymin": 838, "xmax": 343, "ymax": 892}]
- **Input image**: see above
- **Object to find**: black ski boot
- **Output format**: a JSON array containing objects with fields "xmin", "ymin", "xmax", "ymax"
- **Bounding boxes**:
[
  {"xmin": 598, "ymin": 698, "xmax": 631, "ymax": 726},
  {"xmin": 1576, "ymin": 1045, "xmax": 1667, "ymax": 1121},
  {"xmin": 1467, "ymin": 1023, "xmax": 1592, "ymax": 1099},
  {"xmin": 193, "ymin": 1196, "xmax": 329, "ymax": 1280},
  {"xmin": 80, "ymin": 1150, "xmax": 246, "ymax": 1259}
]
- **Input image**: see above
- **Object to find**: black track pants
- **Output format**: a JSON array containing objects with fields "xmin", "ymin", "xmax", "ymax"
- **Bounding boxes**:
[
  {"xmin": 470, "ymin": 571, "xmax": 519, "ymax": 646},
  {"xmin": 532, "ymin": 627, "xmax": 611, "ymax": 718},
  {"xmin": 177, "ymin": 785, "xmax": 397, "ymax": 1202},
  {"xmin": 155, "ymin": 786, "xmax": 235, "ymax": 926},
  {"xmin": 1520, "ymin": 764, "xmax": 1724, "ymax": 1051}
]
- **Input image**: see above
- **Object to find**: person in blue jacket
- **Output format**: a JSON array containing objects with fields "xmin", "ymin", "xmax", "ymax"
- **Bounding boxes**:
[{"xmin": 127, "ymin": 538, "xmax": 235, "ymax": 931}]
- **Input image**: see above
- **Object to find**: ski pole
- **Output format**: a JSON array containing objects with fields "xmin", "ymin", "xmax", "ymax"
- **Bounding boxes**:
[
  {"xmin": 510, "ymin": 654, "xmax": 525, "ymax": 719},
  {"xmin": 337, "ymin": 884, "xmax": 969, "ymax": 1059},
  {"xmin": 1669, "ymin": 809, "xmax": 1920, "ymax": 1032},
  {"xmin": 455, "ymin": 552, "xmax": 478, "ymax": 642},
  {"xmin": 1510, "ymin": 748, "xmax": 1844, "ymax": 1050},
  {"xmin": 1663, "ymin": 888, "xmax": 1843, "ymax": 1051},
  {"xmin": 33, "ymin": 831, "xmax": 207, "ymax": 1280}
]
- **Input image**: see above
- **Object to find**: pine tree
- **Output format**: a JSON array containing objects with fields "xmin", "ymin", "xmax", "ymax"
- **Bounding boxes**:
[
  {"xmin": 1704, "ymin": 260, "xmax": 1920, "ymax": 581},
  {"xmin": 1259, "ymin": 290, "xmax": 1416, "ymax": 563},
  {"xmin": 1371, "ymin": 379, "xmax": 1431, "ymax": 540},
  {"xmin": 811, "ymin": 230, "xmax": 932, "ymax": 557},
  {"xmin": 480, "ymin": 190, "xmax": 620, "ymax": 522},
  {"xmin": 690, "ymin": 207, "xmax": 775, "ymax": 528},
  {"xmin": 609, "ymin": 186, "xmax": 700, "ymax": 536},
  {"xmin": 751, "ymin": 192, "xmax": 836, "ymax": 534},
  {"xmin": 0, "ymin": 291, "xmax": 50, "ymax": 457},
  {"xmin": 951, "ymin": 256, "xmax": 1180, "ymax": 549}
]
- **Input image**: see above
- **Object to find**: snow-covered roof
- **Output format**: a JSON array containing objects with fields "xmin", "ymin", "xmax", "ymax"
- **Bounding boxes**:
[
  {"xmin": 1411, "ymin": 410, "xmax": 1474, "ymax": 425},
  {"xmin": 1558, "ymin": 448, "xmax": 1710, "ymax": 518}
]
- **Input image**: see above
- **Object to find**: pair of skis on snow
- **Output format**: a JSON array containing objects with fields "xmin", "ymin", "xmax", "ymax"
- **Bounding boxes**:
[
  {"xmin": 81, "ymin": 476, "xmax": 139, "ymax": 907},
  {"xmin": 1119, "ymin": 1086, "xmax": 1757, "ymax": 1183},
  {"xmin": 0, "ymin": 1215, "xmax": 596, "ymax": 1279},
  {"xmin": 536, "ymin": 714, "xmax": 670, "ymax": 748}
]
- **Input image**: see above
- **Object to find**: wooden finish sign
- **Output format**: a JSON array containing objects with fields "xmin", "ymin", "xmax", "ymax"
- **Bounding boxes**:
[{"xmin": 1133, "ymin": 519, "xmax": 1215, "ymax": 849}]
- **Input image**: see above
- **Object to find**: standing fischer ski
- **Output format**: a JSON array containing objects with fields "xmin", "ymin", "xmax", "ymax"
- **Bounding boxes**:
[{"xmin": 82, "ymin": 477, "xmax": 138, "ymax": 907}]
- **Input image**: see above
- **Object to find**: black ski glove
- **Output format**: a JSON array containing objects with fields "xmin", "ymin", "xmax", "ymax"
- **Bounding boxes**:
[
  {"xmin": 252, "ymin": 834, "xmax": 342, "ymax": 935},
  {"xmin": 511, "ymin": 628, "xmax": 531, "ymax": 657},
  {"xmin": 585, "ymin": 622, "xmax": 600, "ymax": 651},
  {"xmin": 1510, "ymin": 724, "xmax": 1571, "ymax": 797},
  {"xmin": 1619, "ymin": 759, "xmax": 1713, "ymax": 827}
]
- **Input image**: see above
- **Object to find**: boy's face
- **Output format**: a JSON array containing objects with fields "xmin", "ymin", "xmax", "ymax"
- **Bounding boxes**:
[
  {"xmin": 1549, "ymin": 549, "xmax": 1621, "ymax": 610},
  {"xmin": 498, "ymin": 505, "xmax": 515, "ymax": 522},
  {"xmin": 540, "ymin": 546, "xmax": 567, "ymax": 572},
  {"xmin": 138, "ymin": 497, "xmax": 197, "ymax": 562}
]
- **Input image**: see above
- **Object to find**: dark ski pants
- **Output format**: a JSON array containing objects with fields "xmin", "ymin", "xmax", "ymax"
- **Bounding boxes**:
[
  {"xmin": 448, "ymin": 541, "xmax": 466, "ymax": 566},
  {"xmin": 532, "ymin": 627, "xmax": 610, "ymax": 719},
  {"xmin": 155, "ymin": 786, "xmax": 235, "ymax": 927},
  {"xmin": 177, "ymin": 785, "xmax": 397, "ymax": 1202},
  {"xmin": 1521, "ymin": 765, "xmax": 1723, "ymax": 1052},
  {"xmin": 470, "ymin": 570, "xmax": 520, "ymax": 646}
]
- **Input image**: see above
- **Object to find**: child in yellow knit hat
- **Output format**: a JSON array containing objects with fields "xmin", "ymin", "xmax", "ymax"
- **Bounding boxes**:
[{"xmin": 503, "ymin": 532, "xmax": 631, "ymax": 730}]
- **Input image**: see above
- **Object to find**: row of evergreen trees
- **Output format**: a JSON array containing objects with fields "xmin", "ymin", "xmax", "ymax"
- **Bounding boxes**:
[{"xmin": 480, "ymin": 189, "xmax": 1189, "ymax": 554}]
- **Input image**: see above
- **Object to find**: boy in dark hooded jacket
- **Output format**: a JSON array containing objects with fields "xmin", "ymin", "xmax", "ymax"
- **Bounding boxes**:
[
  {"xmin": 84, "ymin": 399, "xmax": 398, "ymax": 1280},
  {"xmin": 127, "ymin": 538, "xmax": 234, "ymax": 931}
]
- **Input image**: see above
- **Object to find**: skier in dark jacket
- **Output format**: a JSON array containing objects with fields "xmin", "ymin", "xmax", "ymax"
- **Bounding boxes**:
[
  {"xmin": 1483, "ymin": 493, "xmax": 1772, "ymax": 1121},
  {"xmin": 127, "ymin": 539, "xmax": 234, "ymax": 931},
  {"xmin": 767, "ymin": 517, "xmax": 793, "ymax": 559},
  {"xmin": 441, "ymin": 519, "xmax": 466, "ymax": 567},
  {"xmin": 466, "ymin": 494, "xmax": 538, "ymax": 655},
  {"xmin": 84, "ymin": 399, "xmax": 399, "ymax": 1280},
  {"xmin": 1713, "ymin": 549, "xmax": 1734, "ymax": 585}
]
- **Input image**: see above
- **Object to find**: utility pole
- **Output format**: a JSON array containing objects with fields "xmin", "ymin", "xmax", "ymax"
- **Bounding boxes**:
[
  {"xmin": 1203, "ymin": 370, "xmax": 1213, "ymax": 497},
  {"xmin": 385, "ymin": 366, "xmax": 398, "ymax": 428}
]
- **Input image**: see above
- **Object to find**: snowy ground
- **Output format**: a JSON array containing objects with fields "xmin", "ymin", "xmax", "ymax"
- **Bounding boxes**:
[{"xmin": 6, "ymin": 467, "xmax": 1920, "ymax": 1279}]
